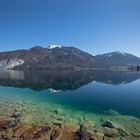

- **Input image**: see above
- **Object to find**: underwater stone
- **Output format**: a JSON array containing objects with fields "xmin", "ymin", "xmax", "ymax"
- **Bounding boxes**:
[
  {"xmin": 51, "ymin": 128, "xmax": 61, "ymax": 140},
  {"xmin": 14, "ymin": 125, "xmax": 31, "ymax": 137},
  {"xmin": 103, "ymin": 127, "xmax": 119, "ymax": 137},
  {"xmin": 0, "ymin": 119, "xmax": 17, "ymax": 130},
  {"xmin": 104, "ymin": 109, "xmax": 120, "ymax": 116},
  {"xmin": 102, "ymin": 120, "xmax": 125, "ymax": 130},
  {"xmin": 55, "ymin": 108, "xmax": 64, "ymax": 115},
  {"xmin": 22, "ymin": 125, "xmax": 52, "ymax": 139},
  {"xmin": 53, "ymin": 120, "xmax": 64, "ymax": 127},
  {"xmin": 103, "ymin": 136, "xmax": 114, "ymax": 140},
  {"xmin": 77, "ymin": 123, "xmax": 95, "ymax": 140},
  {"xmin": 10, "ymin": 112, "xmax": 22, "ymax": 119},
  {"xmin": 62, "ymin": 123, "xmax": 80, "ymax": 132},
  {"xmin": 81, "ymin": 121, "xmax": 95, "ymax": 134}
]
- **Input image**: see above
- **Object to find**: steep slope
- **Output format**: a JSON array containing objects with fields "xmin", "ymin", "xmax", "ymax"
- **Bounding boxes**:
[
  {"xmin": 0, "ymin": 46, "xmax": 97, "ymax": 70},
  {"xmin": 95, "ymin": 51, "xmax": 140, "ymax": 67}
]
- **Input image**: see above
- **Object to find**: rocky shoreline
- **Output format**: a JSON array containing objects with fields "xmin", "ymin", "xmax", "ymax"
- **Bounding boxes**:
[
  {"xmin": 0, "ymin": 119, "xmax": 111, "ymax": 140},
  {"xmin": 0, "ymin": 100, "xmax": 140, "ymax": 140},
  {"xmin": 0, "ymin": 118, "xmax": 140, "ymax": 140}
]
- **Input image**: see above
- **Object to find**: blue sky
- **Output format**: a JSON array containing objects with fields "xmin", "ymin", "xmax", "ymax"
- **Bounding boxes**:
[{"xmin": 0, "ymin": 0, "xmax": 140, "ymax": 56}]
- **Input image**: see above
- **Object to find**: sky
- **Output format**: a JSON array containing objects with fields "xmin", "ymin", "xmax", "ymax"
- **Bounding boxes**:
[{"xmin": 0, "ymin": 0, "xmax": 140, "ymax": 56}]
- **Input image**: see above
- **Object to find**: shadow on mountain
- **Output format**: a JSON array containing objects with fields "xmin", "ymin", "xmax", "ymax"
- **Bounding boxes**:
[{"xmin": 0, "ymin": 70, "xmax": 140, "ymax": 91}]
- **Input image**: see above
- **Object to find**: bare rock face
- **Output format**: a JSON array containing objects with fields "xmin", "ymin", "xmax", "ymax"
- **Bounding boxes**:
[{"xmin": 0, "ymin": 59, "xmax": 24, "ymax": 70}]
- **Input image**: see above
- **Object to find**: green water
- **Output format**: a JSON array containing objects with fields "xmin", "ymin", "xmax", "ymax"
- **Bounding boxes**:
[{"xmin": 0, "ymin": 70, "xmax": 140, "ymax": 129}]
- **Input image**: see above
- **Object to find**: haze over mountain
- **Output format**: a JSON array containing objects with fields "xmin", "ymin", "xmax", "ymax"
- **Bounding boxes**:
[
  {"xmin": 0, "ymin": 45, "xmax": 140, "ymax": 70},
  {"xmin": 95, "ymin": 51, "xmax": 140, "ymax": 67}
]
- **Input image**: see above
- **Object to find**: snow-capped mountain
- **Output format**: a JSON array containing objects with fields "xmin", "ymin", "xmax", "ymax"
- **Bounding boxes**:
[
  {"xmin": 95, "ymin": 51, "xmax": 140, "ymax": 67},
  {"xmin": 0, "ymin": 46, "xmax": 97, "ymax": 70},
  {"xmin": 0, "ymin": 46, "xmax": 140, "ymax": 70}
]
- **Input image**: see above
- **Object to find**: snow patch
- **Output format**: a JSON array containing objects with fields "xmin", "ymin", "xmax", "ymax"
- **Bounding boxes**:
[
  {"xmin": 105, "ymin": 54, "xmax": 112, "ymax": 57},
  {"xmin": 116, "ymin": 51, "xmax": 127, "ymax": 56},
  {"xmin": 108, "ymin": 54, "xmax": 112, "ymax": 57},
  {"xmin": 105, "ymin": 51, "xmax": 127, "ymax": 57},
  {"xmin": 119, "ymin": 52, "xmax": 127, "ymax": 56},
  {"xmin": 48, "ymin": 45, "xmax": 62, "ymax": 49}
]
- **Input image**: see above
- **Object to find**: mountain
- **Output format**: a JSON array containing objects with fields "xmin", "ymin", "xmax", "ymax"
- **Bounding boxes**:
[
  {"xmin": 0, "ymin": 46, "xmax": 140, "ymax": 70},
  {"xmin": 95, "ymin": 51, "xmax": 140, "ymax": 67},
  {"xmin": 0, "ymin": 45, "xmax": 97, "ymax": 70}
]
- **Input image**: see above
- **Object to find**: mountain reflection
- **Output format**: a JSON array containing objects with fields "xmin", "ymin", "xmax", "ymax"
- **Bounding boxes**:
[
  {"xmin": 0, "ymin": 70, "xmax": 24, "ymax": 80},
  {"xmin": 0, "ymin": 70, "xmax": 140, "ymax": 91}
]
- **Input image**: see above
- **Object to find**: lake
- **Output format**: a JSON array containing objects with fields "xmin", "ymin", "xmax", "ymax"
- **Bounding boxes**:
[{"xmin": 0, "ymin": 70, "xmax": 140, "ymax": 139}]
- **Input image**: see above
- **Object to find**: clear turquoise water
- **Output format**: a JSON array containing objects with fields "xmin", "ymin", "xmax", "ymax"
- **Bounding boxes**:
[
  {"xmin": 0, "ymin": 72, "xmax": 140, "ymax": 118},
  {"xmin": 0, "ymin": 70, "xmax": 140, "ymax": 119}
]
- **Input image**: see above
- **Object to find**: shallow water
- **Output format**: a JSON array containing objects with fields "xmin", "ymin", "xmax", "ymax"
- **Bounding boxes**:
[{"xmin": 0, "ymin": 70, "xmax": 140, "ymax": 126}]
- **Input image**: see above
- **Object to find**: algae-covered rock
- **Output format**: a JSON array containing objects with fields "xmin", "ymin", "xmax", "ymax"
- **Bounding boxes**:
[
  {"xmin": 101, "ymin": 119, "xmax": 126, "ymax": 132},
  {"xmin": 103, "ymin": 127, "xmax": 119, "ymax": 137},
  {"xmin": 10, "ymin": 111, "xmax": 22, "ymax": 119},
  {"xmin": 62, "ymin": 123, "xmax": 80, "ymax": 132},
  {"xmin": 20, "ymin": 114, "xmax": 33, "ymax": 124},
  {"xmin": 101, "ymin": 119, "xmax": 130, "ymax": 138},
  {"xmin": 55, "ymin": 108, "xmax": 64, "ymax": 115},
  {"xmin": 103, "ymin": 136, "xmax": 114, "ymax": 140},
  {"xmin": 81, "ymin": 121, "xmax": 95, "ymax": 133},
  {"xmin": 104, "ymin": 109, "xmax": 120, "ymax": 116},
  {"xmin": 53, "ymin": 120, "xmax": 64, "ymax": 126},
  {"xmin": 77, "ymin": 123, "xmax": 94, "ymax": 140}
]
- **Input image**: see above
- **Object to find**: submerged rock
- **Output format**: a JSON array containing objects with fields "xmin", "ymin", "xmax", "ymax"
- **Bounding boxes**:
[
  {"xmin": 53, "ymin": 120, "xmax": 63, "ymax": 127},
  {"xmin": 104, "ymin": 109, "xmax": 120, "ymax": 116},
  {"xmin": 77, "ymin": 123, "xmax": 94, "ymax": 140},
  {"xmin": 10, "ymin": 111, "xmax": 22, "ymax": 119},
  {"xmin": 22, "ymin": 125, "xmax": 52, "ymax": 140},
  {"xmin": 82, "ymin": 121, "xmax": 95, "ymax": 132},
  {"xmin": 14, "ymin": 125, "xmax": 31, "ymax": 137},
  {"xmin": 103, "ymin": 127, "xmax": 119, "ymax": 137},
  {"xmin": 0, "ymin": 119, "xmax": 17, "ymax": 130},
  {"xmin": 0, "ymin": 118, "xmax": 139, "ymax": 140},
  {"xmin": 55, "ymin": 108, "xmax": 64, "ymax": 115},
  {"xmin": 20, "ymin": 114, "xmax": 33, "ymax": 124},
  {"xmin": 0, "ymin": 100, "xmax": 140, "ymax": 140},
  {"xmin": 101, "ymin": 119, "xmax": 130, "ymax": 139},
  {"xmin": 50, "ymin": 128, "xmax": 61, "ymax": 140},
  {"xmin": 101, "ymin": 120, "xmax": 125, "ymax": 131},
  {"xmin": 62, "ymin": 123, "xmax": 80, "ymax": 132},
  {"xmin": 103, "ymin": 136, "xmax": 114, "ymax": 140}
]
